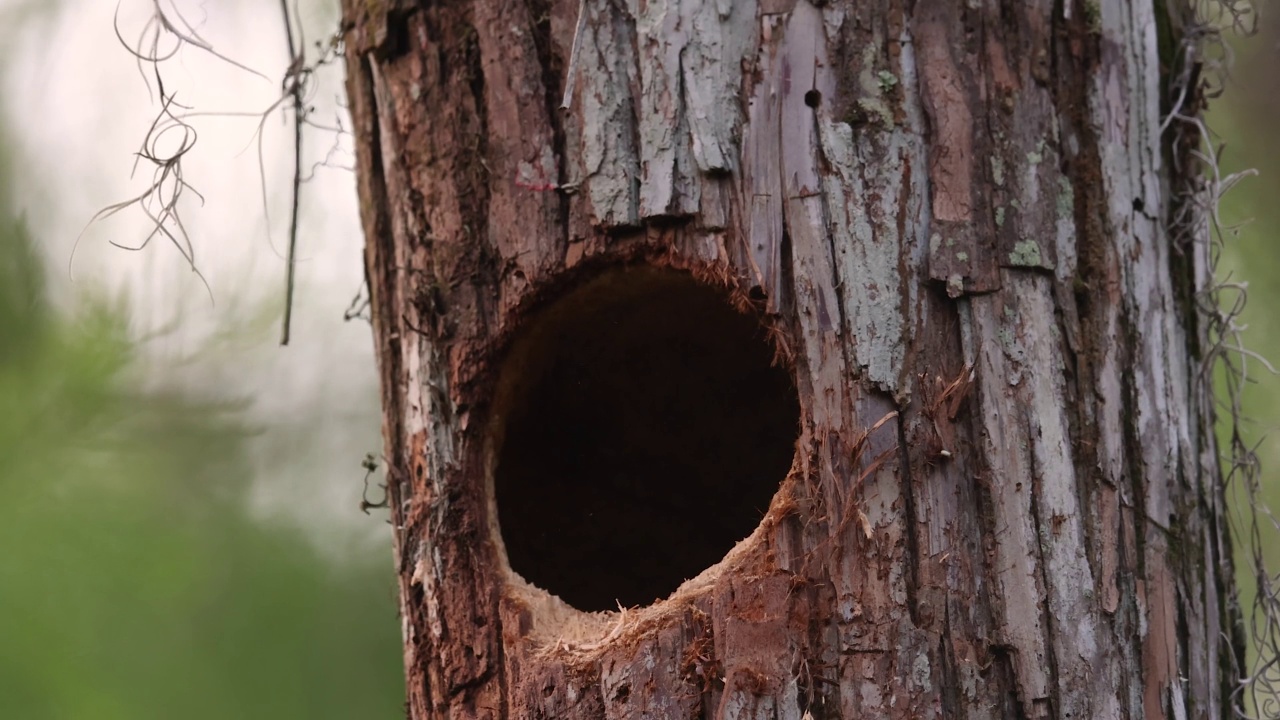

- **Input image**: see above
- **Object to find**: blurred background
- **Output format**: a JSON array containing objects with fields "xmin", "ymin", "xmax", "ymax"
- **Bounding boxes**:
[
  {"xmin": 0, "ymin": 1, "xmax": 1274, "ymax": 718},
  {"xmin": 0, "ymin": 1, "xmax": 404, "ymax": 718}
]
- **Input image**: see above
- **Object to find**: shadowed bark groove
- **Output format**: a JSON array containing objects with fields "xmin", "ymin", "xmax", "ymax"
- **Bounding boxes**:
[{"xmin": 342, "ymin": 1, "xmax": 1238, "ymax": 718}]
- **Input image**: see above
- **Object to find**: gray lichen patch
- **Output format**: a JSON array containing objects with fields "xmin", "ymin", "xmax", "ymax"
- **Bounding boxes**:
[
  {"xmin": 1025, "ymin": 140, "xmax": 1046, "ymax": 166},
  {"xmin": 991, "ymin": 156, "xmax": 1006, "ymax": 187},
  {"xmin": 1056, "ymin": 176, "xmax": 1075, "ymax": 220},
  {"xmin": 1008, "ymin": 239, "xmax": 1044, "ymax": 267}
]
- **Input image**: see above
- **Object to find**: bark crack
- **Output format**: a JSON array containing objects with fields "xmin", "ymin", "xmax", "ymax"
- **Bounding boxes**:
[
  {"xmin": 897, "ymin": 412, "xmax": 923, "ymax": 629},
  {"xmin": 1024, "ymin": 408, "xmax": 1063, "ymax": 719},
  {"xmin": 525, "ymin": 0, "xmax": 571, "ymax": 243}
]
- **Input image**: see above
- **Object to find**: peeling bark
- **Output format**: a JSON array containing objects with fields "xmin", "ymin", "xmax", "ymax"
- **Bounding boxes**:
[{"xmin": 342, "ymin": 1, "xmax": 1238, "ymax": 718}]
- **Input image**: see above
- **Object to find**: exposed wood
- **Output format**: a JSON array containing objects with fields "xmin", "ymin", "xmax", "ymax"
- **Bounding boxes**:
[{"xmin": 341, "ymin": 1, "xmax": 1239, "ymax": 717}]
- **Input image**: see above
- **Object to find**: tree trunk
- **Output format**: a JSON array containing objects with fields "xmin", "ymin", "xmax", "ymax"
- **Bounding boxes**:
[{"xmin": 341, "ymin": 1, "xmax": 1239, "ymax": 718}]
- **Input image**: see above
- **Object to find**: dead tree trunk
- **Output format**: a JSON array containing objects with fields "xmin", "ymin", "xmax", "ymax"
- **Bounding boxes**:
[{"xmin": 341, "ymin": 1, "xmax": 1239, "ymax": 718}]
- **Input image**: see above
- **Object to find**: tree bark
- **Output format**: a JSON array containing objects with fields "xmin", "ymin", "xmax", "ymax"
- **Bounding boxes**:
[{"xmin": 341, "ymin": 1, "xmax": 1239, "ymax": 718}]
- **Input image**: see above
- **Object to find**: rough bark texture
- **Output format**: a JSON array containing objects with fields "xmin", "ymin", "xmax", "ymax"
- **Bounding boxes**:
[{"xmin": 341, "ymin": 1, "xmax": 1238, "ymax": 718}]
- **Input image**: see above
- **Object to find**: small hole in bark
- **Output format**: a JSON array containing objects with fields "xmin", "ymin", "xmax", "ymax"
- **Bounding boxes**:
[
  {"xmin": 804, "ymin": 89, "xmax": 821, "ymax": 108},
  {"xmin": 491, "ymin": 267, "xmax": 799, "ymax": 612}
]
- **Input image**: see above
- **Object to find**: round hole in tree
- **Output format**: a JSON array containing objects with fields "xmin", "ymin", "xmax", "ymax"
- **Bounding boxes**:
[{"xmin": 490, "ymin": 267, "xmax": 800, "ymax": 612}]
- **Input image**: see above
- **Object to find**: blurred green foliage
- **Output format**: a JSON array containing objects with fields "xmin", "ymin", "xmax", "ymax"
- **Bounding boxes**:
[
  {"xmin": 1205, "ymin": 11, "xmax": 1280, "ymax": 706},
  {"xmin": 0, "ymin": 203, "xmax": 403, "ymax": 717},
  {"xmin": 1217, "ymin": 13, "xmax": 1280, "ymax": 571}
]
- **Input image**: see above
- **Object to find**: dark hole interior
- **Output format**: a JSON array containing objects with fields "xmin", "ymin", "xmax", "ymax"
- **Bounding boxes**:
[{"xmin": 492, "ymin": 268, "xmax": 800, "ymax": 612}]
